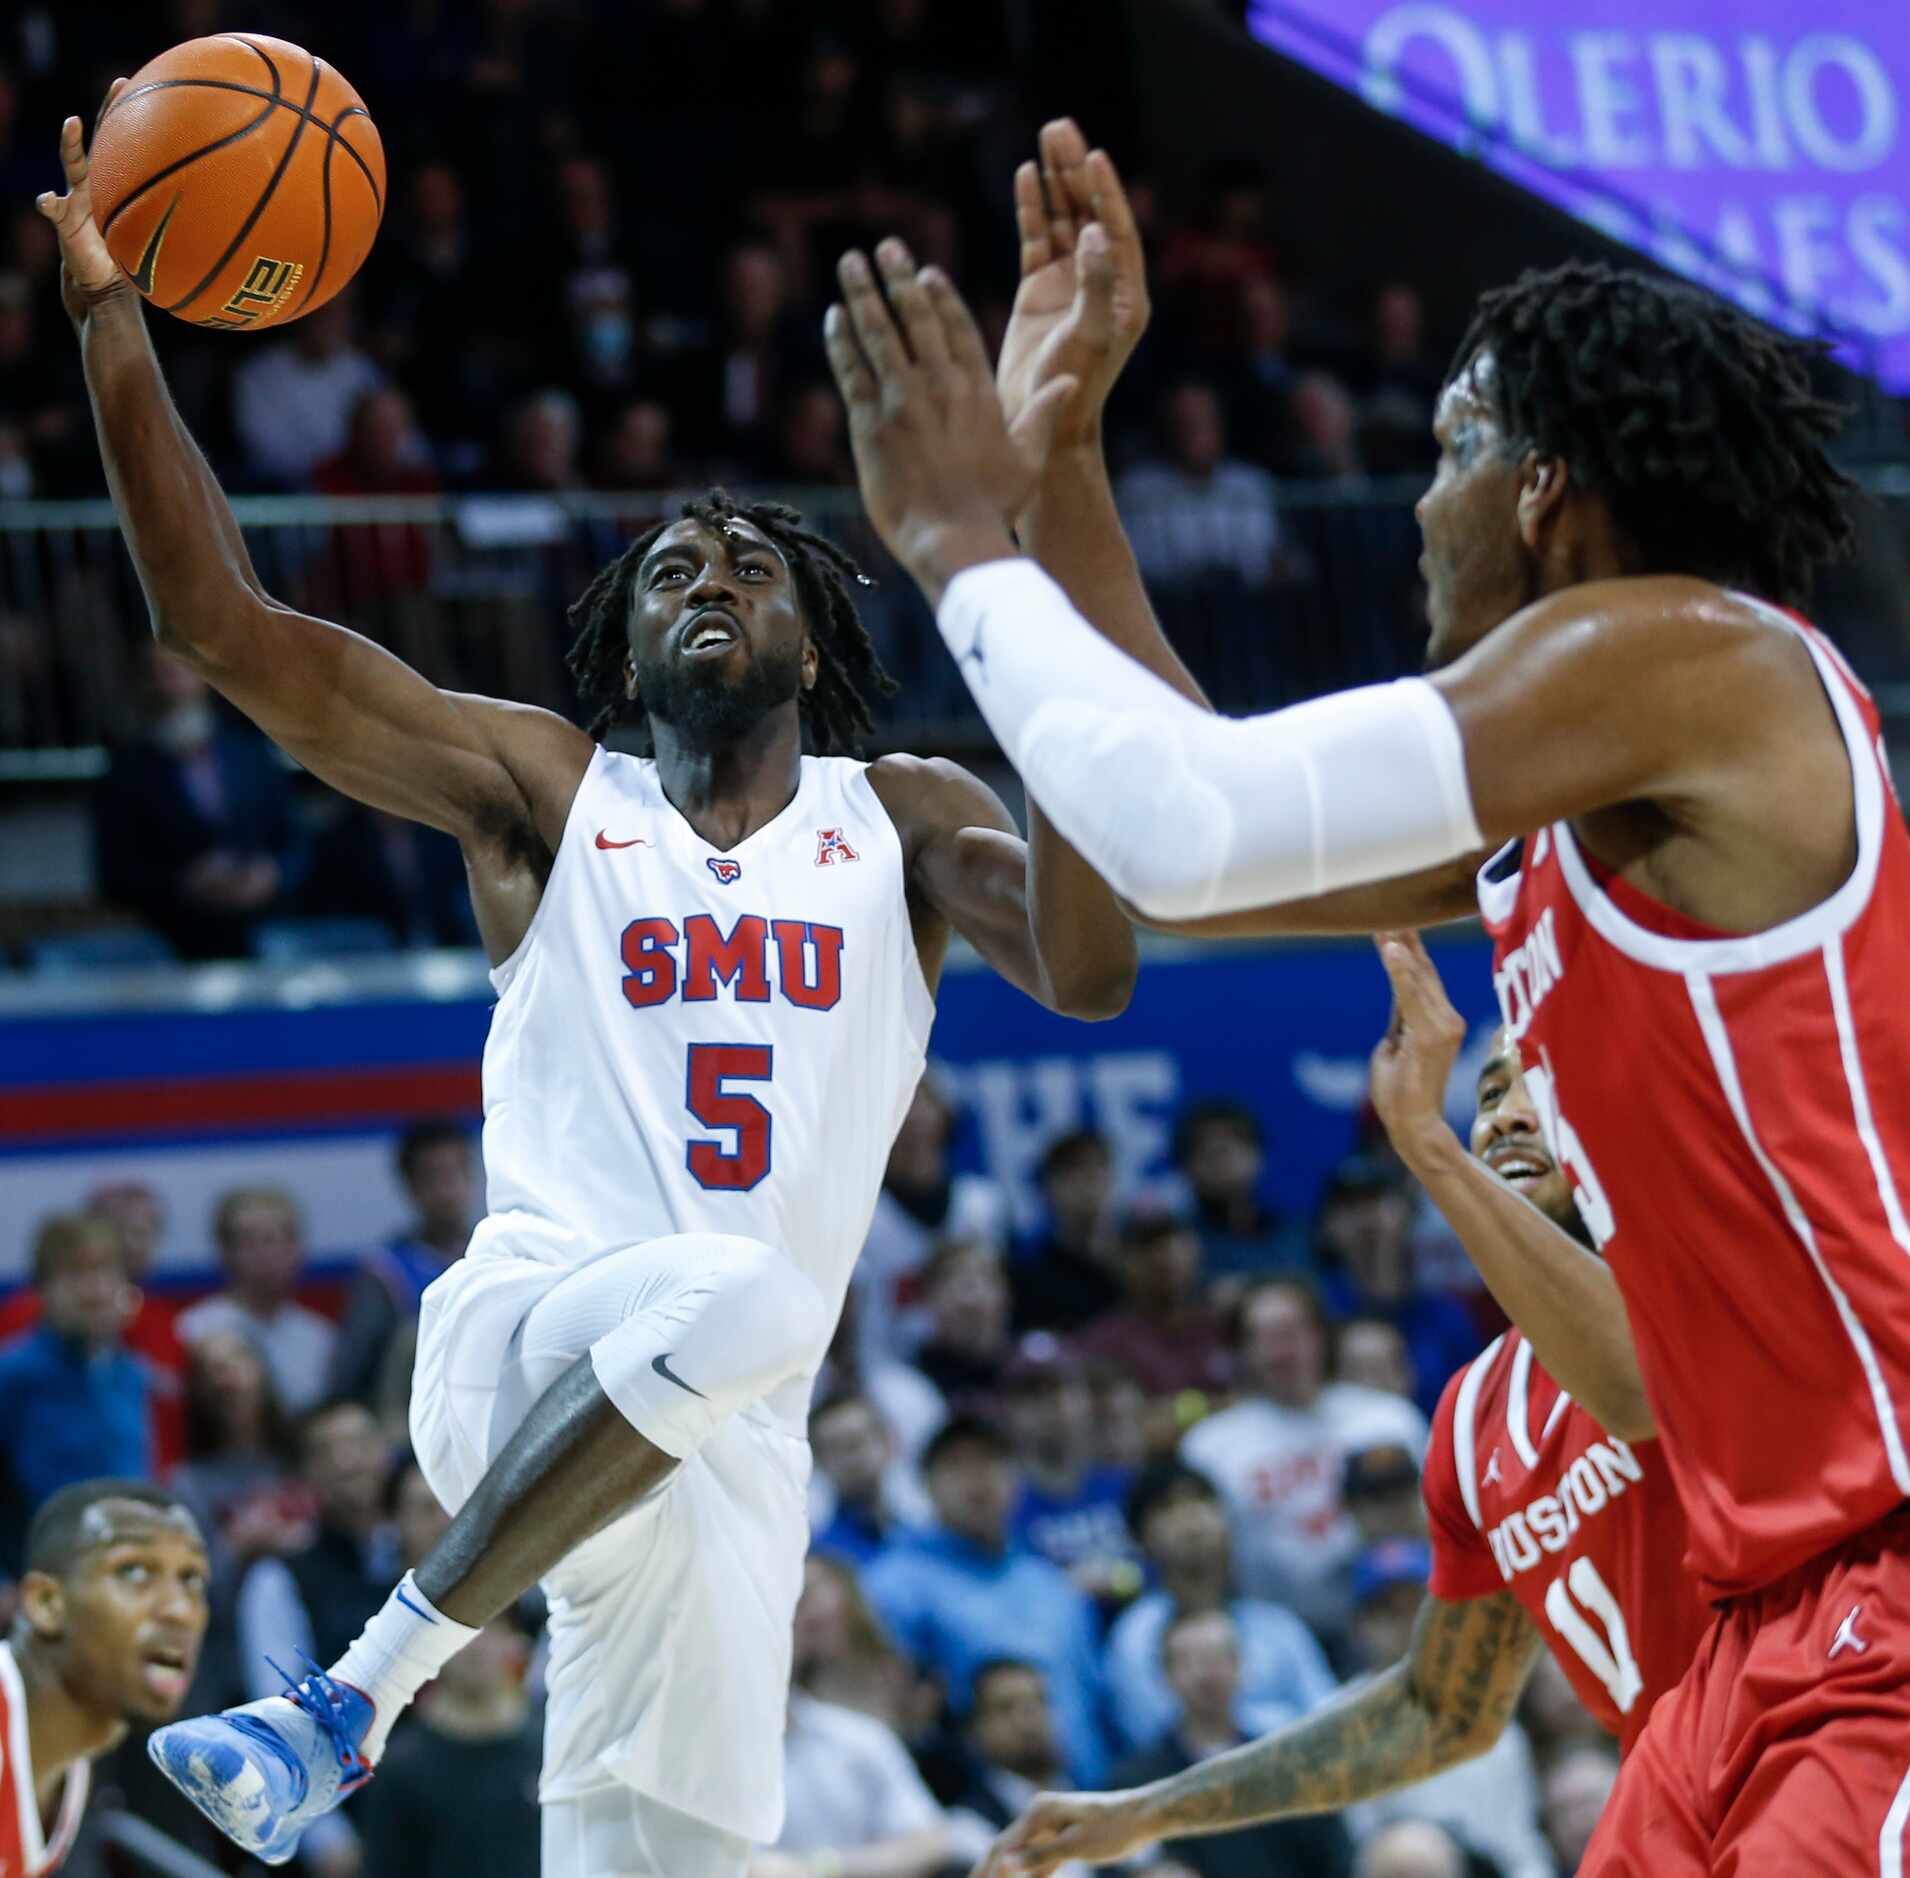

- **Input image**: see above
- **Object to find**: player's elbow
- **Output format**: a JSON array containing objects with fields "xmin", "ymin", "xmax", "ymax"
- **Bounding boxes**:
[
  {"xmin": 1045, "ymin": 942, "xmax": 1139, "ymax": 1022},
  {"xmin": 1600, "ymin": 1387, "xmax": 1658, "ymax": 1444}
]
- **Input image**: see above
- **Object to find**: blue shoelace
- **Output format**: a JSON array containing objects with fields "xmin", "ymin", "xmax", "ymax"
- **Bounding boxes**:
[{"xmin": 264, "ymin": 1654, "xmax": 373, "ymax": 1787}]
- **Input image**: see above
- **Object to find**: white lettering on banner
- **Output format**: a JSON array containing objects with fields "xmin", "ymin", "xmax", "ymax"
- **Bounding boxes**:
[
  {"xmin": 1784, "ymin": 35, "xmax": 1896, "ymax": 173},
  {"xmin": 1851, "ymin": 197, "xmax": 1910, "ymax": 330},
  {"xmin": 1653, "ymin": 33, "xmax": 1753, "ymax": 169},
  {"xmin": 1573, "ymin": 32, "xmax": 1652, "ymax": 167},
  {"xmin": 1360, "ymin": 11, "xmax": 1901, "ymax": 181}
]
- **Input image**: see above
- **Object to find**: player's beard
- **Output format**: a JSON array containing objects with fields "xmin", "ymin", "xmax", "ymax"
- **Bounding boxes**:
[{"xmin": 634, "ymin": 640, "xmax": 804, "ymax": 752}]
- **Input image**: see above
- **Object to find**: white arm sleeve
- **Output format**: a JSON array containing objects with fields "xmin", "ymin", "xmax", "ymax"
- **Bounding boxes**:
[{"xmin": 937, "ymin": 559, "xmax": 1485, "ymax": 920}]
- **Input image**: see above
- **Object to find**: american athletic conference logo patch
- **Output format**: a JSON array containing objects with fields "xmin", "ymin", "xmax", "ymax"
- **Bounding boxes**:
[
  {"xmin": 815, "ymin": 828, "xmax": 859, "ymax": 866},
  {"xmin": 707, "ymin": 857, "xmax": 743, "ymax": 885}
]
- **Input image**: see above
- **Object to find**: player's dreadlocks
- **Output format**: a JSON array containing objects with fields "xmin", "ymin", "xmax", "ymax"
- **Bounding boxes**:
[
  {"xmin": 1451, "ymin": 261, "xmax": 1858, "ymax": 608},
  {"xmin": 565, "ymin": 490, "xmax": 896, "ymax": 754}
]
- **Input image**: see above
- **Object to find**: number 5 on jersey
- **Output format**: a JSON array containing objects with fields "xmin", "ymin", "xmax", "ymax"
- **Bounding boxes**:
[{"xmin": 685, "ymin": 1043, "xmax": 772, "ymax": 1191}]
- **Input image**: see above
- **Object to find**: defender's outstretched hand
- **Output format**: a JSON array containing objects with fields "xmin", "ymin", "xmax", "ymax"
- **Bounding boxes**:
[
  {"xmin": 997, "ymin": 118, "xmax": 1150, "ymax": 447},
  {"xmin": 37, "ymin": 81, "xmax": 132, "ymax": 322},
  {"xmin": 974, "ymin": 1788, "xmax": 1156, "ymax": 1876},
  {"xmin": 825, "ymin": 239, "xmax": 1075, "ymax": 594},
  {"xmin": 1368, "ymin": 930, "xmax": 1470, "ymax": 1157}
]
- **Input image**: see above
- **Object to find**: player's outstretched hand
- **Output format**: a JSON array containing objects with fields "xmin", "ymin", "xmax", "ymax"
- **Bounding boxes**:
[
  {"xmin": 996, "ymin": 118, "xmax": 1150, "ymax": 453},
  {"xmin": 826, "ymin": 239, "xmax": 1076, "ymax": 588},
  {"xmin": 1369, "ymin": 930, "xmax": 1469, "ymax": 1154},
  {"xmin": 38, "ymin": 81, "xmax": 132, "ymax": 323},
  {"xmin": 974, "ymin": 1788, "xmax": 1156, "ymax": 1875}
]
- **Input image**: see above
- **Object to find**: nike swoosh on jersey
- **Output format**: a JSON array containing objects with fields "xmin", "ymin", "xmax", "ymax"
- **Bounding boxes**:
[
  {"xmin": 595, "ymin": 831, "xmax": 651, "ymax": 850},
  {"xmin": 130, "ymin": 192, "xmax": 184, "ymax": 295},
  {"xmin": 651, "ymin": 1351, "xmax": 707, "ymax": 1398}
]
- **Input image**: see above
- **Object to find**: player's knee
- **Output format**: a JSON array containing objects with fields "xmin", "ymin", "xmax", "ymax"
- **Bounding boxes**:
[{"xmin": 707, "ymin": 1236, "xmax": 829, "ymax": 1377}]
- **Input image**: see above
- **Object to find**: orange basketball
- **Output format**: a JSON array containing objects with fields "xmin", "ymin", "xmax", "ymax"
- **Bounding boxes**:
[{"xmin": 88, "ymin": 34, "xmax": 385, "ymax": 332}]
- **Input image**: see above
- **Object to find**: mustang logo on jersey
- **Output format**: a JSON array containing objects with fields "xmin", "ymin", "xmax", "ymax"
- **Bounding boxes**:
[
  {"xmin": 1485, "ymin": 1435, "xmax": 1644, "ymax": 1581},
  {"xmin": 707, "ymin": 858, "xmax": 744, "ymax": 885},
  {"xmin": 620, "ymin": 912, "xmax": 844, "ymax": 1011}
]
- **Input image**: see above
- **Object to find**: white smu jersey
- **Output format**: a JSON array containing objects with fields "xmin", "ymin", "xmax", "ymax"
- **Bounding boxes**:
[{"xmin": 481, "ymin": 747, "xmax": 935, "ymax": 1338}]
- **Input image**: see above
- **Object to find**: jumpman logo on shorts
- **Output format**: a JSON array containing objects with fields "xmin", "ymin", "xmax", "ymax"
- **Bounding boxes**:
[
  {"xmin": 1483, "ymin": 1448, "xmax": 1504, "ymax": 1488},
  {"xmin": 651, "ymin": 1351, "xmax": 707, "ymax": 1399},
  {"xmin": 1829, "ymin": 1604, "xmax": 1870, "ymax": 1658}
]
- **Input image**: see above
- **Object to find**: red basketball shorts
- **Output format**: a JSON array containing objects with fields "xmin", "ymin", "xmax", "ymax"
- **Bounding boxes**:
[{"xmin": 1585, "ymin": 1507, "xmax": 1910, "ymax": 1876}]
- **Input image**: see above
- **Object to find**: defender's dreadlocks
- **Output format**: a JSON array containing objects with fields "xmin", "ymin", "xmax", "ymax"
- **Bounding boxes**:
[
  {"xmin": 565, "ymin": 491, "xmax": 896, "ymax": 754},
  {"xmin": 1451, "ymin": 261, "xmax": 1858, "ymax": 608}
]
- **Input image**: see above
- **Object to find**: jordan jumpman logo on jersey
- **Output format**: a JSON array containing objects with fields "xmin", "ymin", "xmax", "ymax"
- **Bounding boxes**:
[{"xmin": 1829, "ymin": 1604, "xmax": 1870, "ymax": 1658}]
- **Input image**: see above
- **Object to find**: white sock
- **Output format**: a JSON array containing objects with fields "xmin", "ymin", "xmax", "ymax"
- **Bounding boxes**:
[{"xmin": 327, "ymin": 1573, "xmax": 480, "ymax": 1763}]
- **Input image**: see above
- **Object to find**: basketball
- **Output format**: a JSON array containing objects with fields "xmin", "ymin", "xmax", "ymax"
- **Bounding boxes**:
[{"xmin": 87, "ymin": 34, "xmax": 385, "ymax": 331}]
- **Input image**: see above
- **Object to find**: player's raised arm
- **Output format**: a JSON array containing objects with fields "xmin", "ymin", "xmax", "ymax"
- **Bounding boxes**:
[
  {"xmin": 39, "ymin": 105, "xmax": 589, "ymax": 851},
  {"xmin": 833, "ymin": 233, "xmax": 1848, "ymax": 936},
  {"xmin": 1368, "ymin": 933, "xmax": 1653, "ymax": 1439},
  {"xmin": 977, "ymin": 1590, "xmax": 1540, "ymax": 1876}
]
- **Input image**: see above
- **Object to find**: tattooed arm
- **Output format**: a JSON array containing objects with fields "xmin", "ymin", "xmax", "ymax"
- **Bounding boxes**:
[{"xmin": 977, "ymin": 1591, "xmax": 1542, "ymax": 1875}]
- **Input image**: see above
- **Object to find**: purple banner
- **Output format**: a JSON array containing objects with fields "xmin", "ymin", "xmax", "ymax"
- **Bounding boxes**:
[{"xmin": 1247, "ymin": 1, "xmax": 1910, "ymax": 392}]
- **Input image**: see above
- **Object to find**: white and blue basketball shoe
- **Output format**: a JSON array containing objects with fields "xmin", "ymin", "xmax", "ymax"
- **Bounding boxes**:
[{"xmin": 147, "ymin": 1661, "xmax": 376, "ymax": 1866}]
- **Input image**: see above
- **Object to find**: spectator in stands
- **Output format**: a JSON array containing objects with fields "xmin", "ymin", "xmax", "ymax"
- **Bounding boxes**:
[
  {"xmin": 0, "ymin": 269, "xmax": 89, "ymax": 497},
  {"xmin": 0, "ymin": 1215, "xmax": 152, "ymax": 1573},
  {"xmin": 1542, "ymin": 1745, "xmax": 1620, "ymax": 1877},
  {"xmin": 858, "ymin": 1074, "xmax": 1009, "ymax": 1367},
  {"xmin": 1156, "ymin": 156, "xmax": 1283, "ymax": 346},
  {"xmin": 1355, "ymin": 1821, "xmax": 1470, "ymax": 1878},
  {"xmin": 92, "ymin": 645, "xmax": 307, "ymax": 961},
  {"xmin": 1335, "ymin": 1316, "xmax": 1419, "ymax": 1407},
  {"xmin": 327, "ymin": 1121, "xmax": 478, "ymax": 1426},
  {"xmin": 1086, "ymin": 1355, "xmax": 1151, "ymax": 1470},
  {"xmin": 1116, "ymin": 380, "xmax": 1281, "ymax": 589},
  {"xmin": 168, "ymin": 1331, "xmax": 303, "ymax": 1711},
  {"xmin": 767, "ymin": 378, "xmax": 855, "ymax": 486},
  {"xmin": 1286, "ymin": 371, "xmax": 1366, "ymax": 483},
  {"xmin": 180, "ymin": 1186, "xmax": 337, "ymax": 1416},
  {"xmin": 500, "ymin": 387, "xmax": 588, "ymax": 494},
  {"xmin": 1344, "ymin": 1541, "xmax": 1552, "ymax": 1878},
  {"xmin": 1074, "ymin": 1209, "xmax": 1232, "ymax": 1400},
  {"xmin": 0, "ymin": 1181, "xmax": 186, "ymax": 1466},
  {"xmin": 232, "ymin": 294, "xmax": 383, "ymax": 488},
  {"xmin": 1341, "ymin": 1441, "xmax": 1427, "ymax": 1549},
  {"xmin": 1012, "ymin": 1128, "xmax": 1121, "ymax": 1335},
  {"xmin": 817, "ymin": 1286, "xmax": 946, "ymax": 1466},
  {"xmin": 1180, "ymin": 1277, "xmax": 1426, "ymax": 1637},
  {"xmin": 312, "ymin": 385, "xmax": 438, "ymax": 502},
  {"xmin": 683, "ymin": 240, "xmax": 814, "ymax": 470},
  {"xmin": 1352, "ymin": 282, "xmax": 1442, "ymax": 475},
  {"xmin": 1104, "ymin": 1461, "xmax": 1337, "ymax": 1757},
  {"xmin": 809, "ymin": 1390, "xmax": 925, "ymax": 1567},
  {"xmin": 791, "ymin": 1551, "xmax": 920, "ymax": 1733},
  {"xmin": 944, "ymin": 1660, "xmax": 1082, "ymax": 1866},
  {"xmin": 913, "ymin": 1237, "xmax": 1014, "ymax": 1423},
  {"xmin": 356, "ymin": 1612, "xmax": 542, "ymax": 1878},
  {"xmin": 1315, "ymin": 1158, "xmax": 1479, "ymax": 1419},
  {"xmin": 361, "ymin": 158, "xmax": 497, "ymax": 469},
  {"xmin": 1110, "ymin": 1609, "xmax": 1356, "ymax": 1877},
  {"xmin": 304, "ymin": 803, "xmax": 482, "ymax": 952},
  {"xmin": 1001, "ymin": 1338, "xmax": 1141, "ymax": 1601},
  {"xmin": 763, "ymin": 1680, "xmax": 953, "ymax": 1878},
  {"xmin": 309, "ymin": 387, "xmax": 440, "ymax": 620},
  {"xmin": 863, "ymin": 1416, "xmax": 1108, "ymax": 1784},
  {"xmin": 1172, "ymin": 1099, "xmax": 1309, "ymax": 1285},
  {"xmin": 236, "ymin": 1399, "xmax": 396, "ymax": 1701},
  {"xmin": 591, "ymin": 397, "xmax": 679, "ymax": 493}
]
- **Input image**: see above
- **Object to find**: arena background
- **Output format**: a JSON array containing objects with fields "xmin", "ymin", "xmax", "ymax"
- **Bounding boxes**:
[{"xmin": 0, "ymin": 1, "xmax": 1905, "ymax": 1874}]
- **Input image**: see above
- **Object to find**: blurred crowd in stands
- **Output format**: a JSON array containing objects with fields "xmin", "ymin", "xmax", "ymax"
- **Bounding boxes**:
[{"xmin": 15, "ymin": 1074, "xmax": 1621, "ymax": 1876}]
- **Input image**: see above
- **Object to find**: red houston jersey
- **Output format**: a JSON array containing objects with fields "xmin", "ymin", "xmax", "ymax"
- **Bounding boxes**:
[
  {"xmin": 0, "ymin": 1645, "xmax": 86, "ymax": 1876},
  {"xmin": 1423, "ymin": 1331, "xmax": 1710, "ymax": 1752},
  {"xmin": 1477, "ymin": 603, "xmax": 1910, "ymax": 1601}
]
